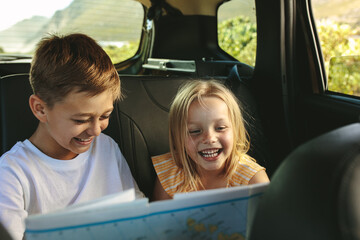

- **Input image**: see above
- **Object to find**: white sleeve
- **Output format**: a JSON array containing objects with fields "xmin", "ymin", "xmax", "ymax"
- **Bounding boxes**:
[{"xmin": 0, "ymin": 163, "xmax": 27, "ymax": 240}]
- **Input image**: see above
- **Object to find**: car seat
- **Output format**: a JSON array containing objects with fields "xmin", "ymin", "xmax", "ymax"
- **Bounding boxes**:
[
  {"xmin": 248, "ymin": 122, "xmax": 360, "ymax": 240},
  {"xmin": 0, "ymin": 221, "xmax": 12, "ymax": 240},
  {"xmin": 104, "ymin": 71, "xmax": 270, "ymax": 197},
  {"xmin": 0, "ymin": 74, "xmax": 37, "ymax": 152},
  {"xmin": 0, "ymin": 70, "xmax": 270, "ymax": 198}
]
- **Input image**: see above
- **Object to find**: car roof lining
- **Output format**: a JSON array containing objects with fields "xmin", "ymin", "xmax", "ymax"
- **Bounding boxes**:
[{"xmin": 137, "ymin": 0, "xmax": 225, "ymax": 16}]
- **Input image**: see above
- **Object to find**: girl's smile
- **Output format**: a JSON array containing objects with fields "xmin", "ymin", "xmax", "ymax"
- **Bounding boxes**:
[{"xmin": 198, "ymin": 148, "xmax": 223, "ymax": 160}]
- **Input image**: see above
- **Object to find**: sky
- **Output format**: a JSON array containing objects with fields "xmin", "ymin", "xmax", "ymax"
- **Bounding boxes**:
[{"xmin": 0, "ymin": 0, "xmax": 73, "ymax": 31}]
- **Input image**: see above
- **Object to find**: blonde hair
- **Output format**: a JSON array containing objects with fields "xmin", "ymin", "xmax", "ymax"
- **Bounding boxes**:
[{"xmin": 169, "ymin": 80, "xmax": 254, "ymax": 192}]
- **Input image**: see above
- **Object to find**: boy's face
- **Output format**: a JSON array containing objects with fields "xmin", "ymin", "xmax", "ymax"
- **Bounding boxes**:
[
  {"xmin": 37, "ymin": 90, "xmax": 114, "ymax": 160},
  {"xmin": 185, "ymin": 96, "xmax": 234, "ymax": 175}
]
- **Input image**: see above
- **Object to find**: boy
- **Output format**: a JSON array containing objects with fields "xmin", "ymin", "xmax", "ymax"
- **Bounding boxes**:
[{"xmin": 0, "ymin": 33, "xmax": 142, "ymax": 240}]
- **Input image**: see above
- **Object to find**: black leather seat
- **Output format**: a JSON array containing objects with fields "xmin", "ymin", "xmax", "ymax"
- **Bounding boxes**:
[
  {"xmin": 248, "ymin": 122, "xmax": 360, "ymax": 240},
  {"xmin": 104, "ymin": 73, "xmax": 270, "ymax": 197},
  {"xmin": 0, "ymin": 222, "xmax": 12, "ymax": 240},
  {"xmin": 0, "ymin": 71, "xmax": 270, "ymax": 198},
  {"xmin": 0, "ymin": 74, "xmax": 37, "ymax": 153}
]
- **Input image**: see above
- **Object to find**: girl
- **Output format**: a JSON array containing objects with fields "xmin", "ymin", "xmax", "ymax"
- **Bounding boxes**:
[{"xmin": 152, "ymin": 80, "xmax": 269, "ymax": 200}]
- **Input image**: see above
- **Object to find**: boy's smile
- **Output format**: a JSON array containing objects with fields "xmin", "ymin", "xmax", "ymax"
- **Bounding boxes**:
[
  {"xmin": 185, "ymin": 96, "xmax": 234, "ymax": 175},
  {"xmin": 30, "ymin": 90, "xmax": 114, "ymax": 160}
]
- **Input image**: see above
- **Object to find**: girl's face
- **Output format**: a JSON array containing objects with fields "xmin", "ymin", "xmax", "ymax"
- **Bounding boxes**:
[{"xmin": 185, "ymin": 96, "xmax": 234, "ymax": 175}]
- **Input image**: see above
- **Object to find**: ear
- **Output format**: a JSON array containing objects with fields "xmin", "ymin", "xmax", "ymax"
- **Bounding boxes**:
[{"xmin": 29, "ymin": 95, "xmax": 48, "ymax": 123}]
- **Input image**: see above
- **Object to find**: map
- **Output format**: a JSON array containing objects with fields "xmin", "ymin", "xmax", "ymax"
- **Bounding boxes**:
[{"xmin": 25, "ymin": 184, "xmax": 268, "ymax": 240}]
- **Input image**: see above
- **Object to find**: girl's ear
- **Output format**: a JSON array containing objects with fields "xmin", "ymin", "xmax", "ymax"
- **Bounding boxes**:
[{"xmin": 29, "ymin": 95, "xmax": 47, "ymax": 123}]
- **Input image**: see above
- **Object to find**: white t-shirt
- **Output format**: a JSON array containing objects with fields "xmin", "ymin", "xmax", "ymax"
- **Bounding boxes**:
[{"xmin": 0, "ymin": 133, "xmax": 141, "ymax": 240}]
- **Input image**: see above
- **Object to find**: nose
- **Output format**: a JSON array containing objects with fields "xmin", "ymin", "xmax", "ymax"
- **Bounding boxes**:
[
  {"xmin": 87, "ymin": 120, "xmax": 104, "ymax": 136},
  {"xmin": 202, "ymin": 129, "xmax": 216, "ymax": 144}
]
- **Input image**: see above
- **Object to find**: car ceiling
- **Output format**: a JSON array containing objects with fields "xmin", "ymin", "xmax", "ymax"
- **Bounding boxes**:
[{"xmin": 137, "ymin": 0, "xmax": 226, "ymax": 16}]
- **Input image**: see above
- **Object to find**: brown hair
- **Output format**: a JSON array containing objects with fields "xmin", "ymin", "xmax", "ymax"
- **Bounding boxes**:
[
  {"xmin": 30, "ymin": 33, "xmax": 120, "ymax": 108},
  {"xmin": 169, "ymin": 80, "xmax": 254, "ymax": 192}
]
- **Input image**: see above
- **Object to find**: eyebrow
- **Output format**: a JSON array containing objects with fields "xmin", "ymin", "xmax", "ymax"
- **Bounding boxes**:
[{"xmin": 72, "ymin": 108, "xmax": 114, "ymax": 118}]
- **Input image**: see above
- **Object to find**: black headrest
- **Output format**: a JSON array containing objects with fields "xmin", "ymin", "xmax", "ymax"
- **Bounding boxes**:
[
  {"xmin": 248, "ymin": 123, "xmax": 360, "ymax": 240},
  {"xmin": 0, "ymin": 221, "xmax": 12, "ymax": 240},
  {"xmin": 0, "ymin": 74, "xmax": 37, "ymax": 154}
]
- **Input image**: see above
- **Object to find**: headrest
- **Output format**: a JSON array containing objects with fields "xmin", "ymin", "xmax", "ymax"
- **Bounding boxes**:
[
  {"xmin": 0, "ymin": 74, "xmax": 37, "ymax": 154},
  {"xmin": 248, "ymin": 123, "xmax": 360, "ymax": 240},
  {"xmin": 0, "ymin": 222, "xmax": 12, "ymax": 240}
]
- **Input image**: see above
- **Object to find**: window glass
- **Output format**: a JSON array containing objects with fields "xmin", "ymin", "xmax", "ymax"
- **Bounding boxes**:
[
  {"xmin": 312, "ymin": 0, "xmax": 360, "ymax": 97},
  {"xmin": 217, "ymin": 0, "xmax": 257, "ymax": 66},
  {"xmin": 0, "ymin": 0, "xmax": 144, "ymax": 64}
]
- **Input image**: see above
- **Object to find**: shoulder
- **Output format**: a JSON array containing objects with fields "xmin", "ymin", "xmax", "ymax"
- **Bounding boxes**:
[
  {"xmin": 151, "ymin": 153, "xmax": 184, "ymax": 197},
  {"xmin": 95, "ymin": 133, "xmax": 118, "ymax": 146},
  {"xmin": 151, "ymin": 152, "xmax": 173, "ymax": 165},
  {"xmin": 239, "ymin": 156, "xmax": 265, "ymax": 172},
  {"xmin": 92, "ymin": 133, "xmax": 126, "ymax": 163},
  {"xmin": 151, "ymin": 152, "xmax": 180, "ymax": 176},
  {"xmin": 230, "ymin": 156, "xmax": 266, "ymax": 185},
  {"xmin": 0, "ymin": 142, "xmax": 31, "ymax": 195},
  {"xmin": 0, "ymin": 141, "xmax": 30, "ymax": 167},
  {"xmin": 92, "ymin": 133, "xmax": 121, "ymax": 155}
]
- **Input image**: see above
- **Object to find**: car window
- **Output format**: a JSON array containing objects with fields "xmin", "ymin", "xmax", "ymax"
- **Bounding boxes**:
[
  {"xmin": 311, "ymin": 0, "xmax": 360, "ymax": 97},
  {"xmin": 0, "ymin": 0, "xmax": 144, "ymax": 64},
  {"xmin": 217, "ymin": 0, "xmax": 257, "ymax": 67}
]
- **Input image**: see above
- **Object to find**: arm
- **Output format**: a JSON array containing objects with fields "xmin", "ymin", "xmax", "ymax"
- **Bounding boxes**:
[
  {"xmin": 249, "ymin": 169, "xmax": 270, "ymax": 184},
  {"xmin": 151, "ymin": 177, "xmax": 172, "ymax": 201},
  {"xmin": 0, "ymin": 166, "xmax": 27, "ymax": 240}
]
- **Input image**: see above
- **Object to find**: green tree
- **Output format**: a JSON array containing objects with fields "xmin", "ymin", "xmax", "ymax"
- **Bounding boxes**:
[
  {"xmin": 328, "ymin": 55, "xmax": 360, "ymax": 96},
  {"xmin": 316, "ymin": 20, "xmax": 360, "ymax": 96},
  {"xmin": 103, "ymin": 40, "xmax": 139, "ymax": 64},
  {"xmin": 0, "ymin": 46, "xmax": 4, "ymax": 53},
  {"xmin": 217, "ymin": 16, "xmax": 360, "ymax": 96},
  {"xmin": 218, "ymin": 16, "xmax": 257, "ymax": 66}
]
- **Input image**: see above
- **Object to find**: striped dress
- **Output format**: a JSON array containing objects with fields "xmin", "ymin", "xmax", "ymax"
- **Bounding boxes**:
[{"xmin": 152, "ymin": 152, "xmax": 265, "ymax": 197}]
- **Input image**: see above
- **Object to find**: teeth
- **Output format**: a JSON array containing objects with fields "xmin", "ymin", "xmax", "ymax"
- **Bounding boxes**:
[
  {"xmin": 202, "ymin": 149, "xmax": 218, "ymax": 154},
  {"xmin": 76, "ymin": 138, "xmax": 91, "ymax": 142},
  {"xmin": 199, "ymin": 149, "xmax": 220, "ymax": 158}
]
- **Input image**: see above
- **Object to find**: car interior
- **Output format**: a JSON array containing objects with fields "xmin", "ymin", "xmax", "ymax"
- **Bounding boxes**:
[
  {"xmin": 0, "ymin": 0, "xmax": 360, "ymax": 239},
  {"xmin": 248, "ymin": 122, "xmax": 360, "ymax": 240}
]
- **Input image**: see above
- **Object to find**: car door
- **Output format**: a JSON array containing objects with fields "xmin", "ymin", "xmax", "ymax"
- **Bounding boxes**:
[{"xmin": 250, "ymin": 0, "xmax": 360, "ymax": 174}]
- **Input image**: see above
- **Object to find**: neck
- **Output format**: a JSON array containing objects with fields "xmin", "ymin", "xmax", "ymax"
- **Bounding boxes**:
[{"xmin": 29, "ymin": 124, "xmax": 78, "ymax": 160}]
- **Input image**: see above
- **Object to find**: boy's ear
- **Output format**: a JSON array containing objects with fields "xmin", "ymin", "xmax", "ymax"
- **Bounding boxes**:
[{"xmin": 29, "ymin": 95, "xmax": 47, "ymax": 123}]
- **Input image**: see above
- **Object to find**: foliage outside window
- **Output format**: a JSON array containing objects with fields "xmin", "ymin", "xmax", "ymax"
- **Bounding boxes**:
[
  {"xmin": 217, "ymin": 0, "xmax": 257, "ymax": 67},
  {"xmin": 312, "ymin": 0, "xmax": 360, "ymax": 97},
  {"xmin": 103, "ymin": 40, "xmax": 140, "ymax": 64},
  {"xmin": 218, "ymin": 16, "xmax": 257, "ymax": 66},
  {"xmin": 217, "ymin": 0, "xmax": 360, "ymax": 98}
]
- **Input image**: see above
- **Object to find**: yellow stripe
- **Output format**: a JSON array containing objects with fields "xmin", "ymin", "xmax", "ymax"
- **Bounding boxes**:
[
  {"xmin": 152, "ymin": 153, "xmax": 183, "ymax": 197},
  {"xmin": 152, "ymin": 153, "xmax": 265, "ymax": 194},
  {"xmin": 233, "ymin": 158, "xmax": 265, "ymax": 184}
]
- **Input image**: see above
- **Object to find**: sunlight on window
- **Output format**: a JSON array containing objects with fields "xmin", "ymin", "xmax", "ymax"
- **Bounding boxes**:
[{"xmin": 0, "ymin": 0, "xmax": 144, "ymax": 64}]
